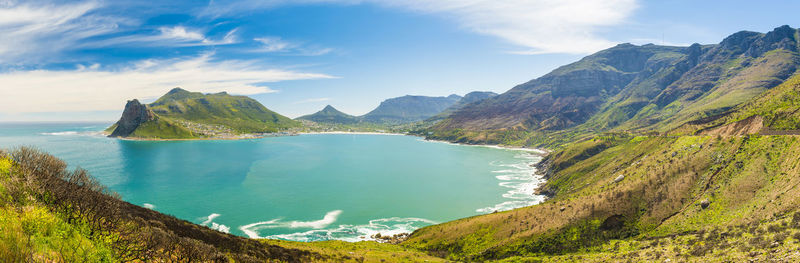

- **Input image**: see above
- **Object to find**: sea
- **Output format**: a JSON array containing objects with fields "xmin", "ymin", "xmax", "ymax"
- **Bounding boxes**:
[{"xmin": 0, "ymin": 122, "xmax": 546, "ymax": 241}]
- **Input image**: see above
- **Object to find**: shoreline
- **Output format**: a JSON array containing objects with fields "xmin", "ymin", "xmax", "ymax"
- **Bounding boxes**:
[
  {"xmin": 417, "ymin": 137, "xmax": 550, "ymax": 155},
  {"xmin": 298, "ymin": 131, "xmax": 407, "ymax": 136}
]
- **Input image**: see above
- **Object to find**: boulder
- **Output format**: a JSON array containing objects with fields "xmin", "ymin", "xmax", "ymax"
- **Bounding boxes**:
[
  {"xmin": 700, "ymin": 199, "xmax": 711, "ymax": 209},
  {"xmin": 614, "ymin": 174, "xmax": 625, "ymax": 183}
]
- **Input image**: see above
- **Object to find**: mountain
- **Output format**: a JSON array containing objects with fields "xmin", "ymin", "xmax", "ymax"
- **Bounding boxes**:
[
  {"xmin": 427, "ymin": 91, "xmax": 498, "ymax": 122},
  {"xmin": 405, "ymin": 41, "xmax": 800, "ymax": 262},
  {"xmin": 296, "ymin": 105, "xmax": 360, "ymax": 125},
  {"xmin": 108, "ymin": 88, "xmax": 300, "ymax": 139},
  {"xmin": 429, "ymin": 25, "xmax": 800, "ymax": 146},
  {"xmin": 361, "ymin": 94, "xmax": 462, "ymax": 124}
]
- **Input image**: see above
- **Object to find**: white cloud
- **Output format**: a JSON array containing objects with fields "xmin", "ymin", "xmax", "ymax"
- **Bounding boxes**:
[
  {"xmin": 254, "ymin": 37, "xmax": 292, "ymax": 52},
  {"xmin": 0, "ymin": 53, "xmax": 335, "ymax": 113},
  {"xmin": 253, "ymin": 37, "xmax": 333, "ymax": 55},
  {"xmin": 369, "ymin": 0, "xmax": 638, "ymax": 54},
  {"xmin": 0, "ymin": 1, "xmax": 122, "ymax": 63},
  {"xmin": 0, "ymin": 1, "xmax": 240, "ymax": 62},
  {"xmin": 86, "ymin": 26, "xmax": 240, "ymax": 48},
  {"xmin": 206, "ymin": 0, "xmax": 637, "ymax": 54},
  {"xmin": 294, "ymin": 98, "xmax": 331, "ymax": 104}
]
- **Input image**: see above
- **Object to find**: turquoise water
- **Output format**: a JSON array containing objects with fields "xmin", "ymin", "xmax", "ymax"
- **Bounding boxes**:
[{"xmin": 0, "ymin": 123, "xmax": 545, "ymax": 241}]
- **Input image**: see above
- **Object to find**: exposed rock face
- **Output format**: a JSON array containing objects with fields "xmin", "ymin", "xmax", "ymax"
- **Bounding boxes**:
[{"xmin": 109, "ymin": 99, "xmax": 155, "ymax": 137}]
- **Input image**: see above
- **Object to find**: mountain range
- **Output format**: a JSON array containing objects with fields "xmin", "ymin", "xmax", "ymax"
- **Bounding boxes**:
[
  {"xmin": 360, "ymin": 94, "xmax": 462, "ymax": 124},
  {"xmin": 297, "ymin": 92, "xmax": 497, "ymax": 126},
  {"xmin": 428, "ymin": 25, "xmax": 800, "ymax": 146}
]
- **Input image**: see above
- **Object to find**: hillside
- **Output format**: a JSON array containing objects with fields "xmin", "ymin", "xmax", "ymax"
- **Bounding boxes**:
[
  {"xmin": 402, "ymin": 75, "xmax": 800, "ymax": 261},
  {"xmin": 400, "ymin": 32, "xmax": 800, "ymax": 261},
  {"xmin": 361, "ymin": 94, "xmax": 462, "ymax": 124},
  {"xmin": 296, "ymin": 105, "xmax": 360, "ymax": 125},
  {"xmin": 108, "ymin": 88, "xmax": 300, "ymax": 139},
  {"xmin": 427, "ymin": 91, "xmax": 498, "ymax": 122},
  {"xmin": 428, "ymin": 25, "xmax": 800, "ymax": 147}
]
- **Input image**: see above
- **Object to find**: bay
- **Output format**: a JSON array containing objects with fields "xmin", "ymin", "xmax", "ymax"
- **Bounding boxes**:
[{"xmin": 0, "ymin": 122, "xmax": 545, "ymax": 241}]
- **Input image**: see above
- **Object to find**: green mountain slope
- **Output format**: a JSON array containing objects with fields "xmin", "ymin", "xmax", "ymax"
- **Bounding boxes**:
[
  {"xmin": 361, "ymin": 94, "xmax": 462, "ymax": 124},
  {"xmin": 108, "ymin": 88, "xmax": 300, "ymax": 139},
  {"xmin": 296, "ymin": 105, "xmax": 361, "ymax": 125},
  {"xmin": 404, "ymin": 79, "xmax": 800, "ymax": 259},
  {"xmin": 428, "ymin": 25, "xmax": 800, "ymax": 147},
  {"xmin": 402, "ymin": 29, "xmax": 800, "ymax": 261}
]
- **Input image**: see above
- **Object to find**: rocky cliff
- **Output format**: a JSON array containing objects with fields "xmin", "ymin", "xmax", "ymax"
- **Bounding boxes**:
[{"xmin": 109, "ymin": 99, "xmax": 155, "ymax": 137}]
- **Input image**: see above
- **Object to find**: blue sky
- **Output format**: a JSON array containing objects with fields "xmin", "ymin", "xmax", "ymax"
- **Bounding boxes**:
[{"xmin": 0, "ymin": 0, "xmax": 799, "ymax": 121}]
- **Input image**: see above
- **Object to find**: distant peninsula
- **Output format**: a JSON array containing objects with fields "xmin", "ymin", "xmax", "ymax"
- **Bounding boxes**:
[{"xmin": 107, "ymin": 88, "xmax": 300, "ymax": 139}]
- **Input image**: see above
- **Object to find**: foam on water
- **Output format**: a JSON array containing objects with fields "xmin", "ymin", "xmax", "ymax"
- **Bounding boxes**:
[
  {"xmin": 41, "ymin": 131, "xmax": 79, "ymax": 136},
  {"xmin": 199, "ymin": 213, "xmax": 230, "ymax": 234},
  {"xmin": 416, "ymin": 138, "xmax": 548, "ymax": 154},
  {"xmin": 289, "ymin": 210, "xmax": 342, "ymax": 229},
  {"xmin": 477, "ymin": 152, "xmax": 546, "ymax": 213},
  {"xmin": 239, "ymin": 210, "xmax": 343, "ymax": 239},
  {"xmin": 255, "ymin": 217, "xmax": 437, "ymax": 242},
  {"xmin": 143, "ymin": 203, "xmax": 156, "ymax": 209},
  {"xmin": 40, "ymin": 130, "xmax": 105, "ymax": 137}
]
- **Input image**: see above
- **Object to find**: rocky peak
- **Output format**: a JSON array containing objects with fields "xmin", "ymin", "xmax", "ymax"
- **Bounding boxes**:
[
  {"xmin": 109, "ymin": 99, "xmax": 156, "ymax": 137},
  {"xmin": 718, "ymin": 30, "xmax": 761, "ymax": 53},
  {"xmin": 746, "ymin": 25, "xmax": 798, "ymax": 57}
]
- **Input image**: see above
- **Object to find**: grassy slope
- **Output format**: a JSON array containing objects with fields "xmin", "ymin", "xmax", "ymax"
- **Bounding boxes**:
[
  {"xmin": 700, "ymin": 71, "xmax": 800, "ymax": 132},
  {"xmin": 149, "ymin": 89, "xmax": 300, "ymax": 134},
  {"xmin": 128, "ymin": 117, "xmax": 196, "ymax": 139},
  {"xmin": 404, "ymin": 134, "xmax": 800, "ymax": 261},
  {"xmin": 404, "ymin": 69, "xmax": 800, "ymax": 261}
]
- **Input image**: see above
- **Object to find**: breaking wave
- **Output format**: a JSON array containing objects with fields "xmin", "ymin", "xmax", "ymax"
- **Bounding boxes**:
[
  {"xmin": 40, "ymin": 131, "xmax": 104, "ymax": 136},
  {"xmin": 477, "ymin": 152, "xmax": 546, "ymax": 213},
  {"xmin": 199, "ymin": 213, "xmax": 230, "ymax": 234},
  {"xmin": 239, "ymin": 211, "xmax": 436, "ymax": 242}
]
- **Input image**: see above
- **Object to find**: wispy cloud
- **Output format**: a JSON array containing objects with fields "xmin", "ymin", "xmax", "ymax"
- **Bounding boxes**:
[
  {"xmin": 85, "ymin": 26, "xmax": 240, "ymax": 48},
  {"xmin": 369, "ymin": 0, "xmax": 638, "ymax": 54},
  {"xmin": 294, "ymin": 97, "xmax": 331, "ymax": 104},
  {"xmin": 0, "ymin": 1, "xmax": 123, "ymax": 63},
  {"xmin": 159, "ymin": 26, "xmax": 238, "ymax": 45},
  {"xmin": 253, "ymin": 37, "xmax": 333, "ymax": 56},
  {"xmin": 0, "ymin": 53, "xmax": 335, "ymax": 113},
  {"xmin": 205, "ymin": 0, "xmax": 637, "ymax": 54}
]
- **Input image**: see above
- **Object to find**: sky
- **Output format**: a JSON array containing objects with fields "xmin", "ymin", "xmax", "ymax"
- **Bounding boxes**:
[{"xmin": 0, "ymin": 0, "xmax": 799, "ymax": 121}]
